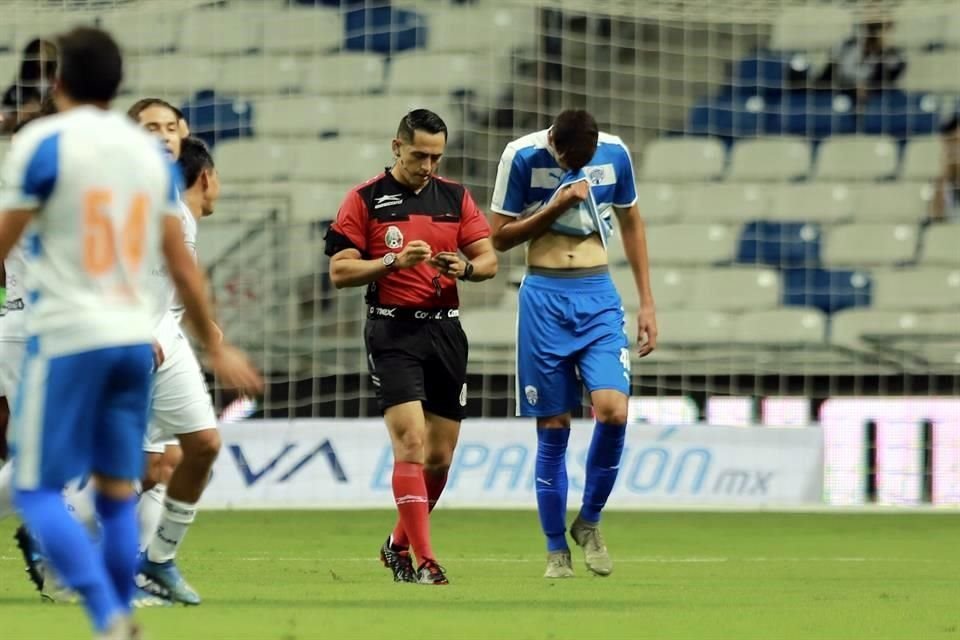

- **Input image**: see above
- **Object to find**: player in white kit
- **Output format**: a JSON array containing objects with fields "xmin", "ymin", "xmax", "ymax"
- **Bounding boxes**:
[{"xmin": 0, "ymin": 28, "xmax": 261, "ymax": 638}]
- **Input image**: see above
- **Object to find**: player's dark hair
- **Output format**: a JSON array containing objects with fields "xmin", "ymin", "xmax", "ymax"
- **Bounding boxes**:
[
  {"xmin": 397, "ymin": 108, "xmax": 448, "ymax": 142},
  {"xmin": 178, "ymin": 136, "xmax": 215, "ymax": 188},
  {"xmin": 942, "ymin": 114, "xmax": 959, "ymax": 136},
  {"xmin": 552, "ymin": 109, "xmax": 599, "ymax": 171},
  {"xmin": 127, "ymin": 97, "xmax": 183, "ymax": 123},
  {"xmin": 55, "ymin": 27, "xmax": 122, "ymax": 103}
]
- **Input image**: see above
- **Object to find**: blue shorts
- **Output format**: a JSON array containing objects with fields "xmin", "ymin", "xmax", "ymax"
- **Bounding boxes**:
[
  {"xmin": 11, "ymin": 339, "xmax": 154, "ymax": 491},
  {"xmin": 516, "ymin": 270, "xmax": 631, "ymax": 417}
]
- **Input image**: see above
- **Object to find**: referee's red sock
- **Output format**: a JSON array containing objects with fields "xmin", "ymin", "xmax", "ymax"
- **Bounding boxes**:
[
  {"xmin": 392, "ymin": 461, "xmax": 435, "ymax": 564},
  {"xmin": 391, "ymin": 467, "xmax": 448, "ymax": 549}
]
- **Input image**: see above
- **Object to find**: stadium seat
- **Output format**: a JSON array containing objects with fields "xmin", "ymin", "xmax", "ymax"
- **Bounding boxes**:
[
  {"xmin": 179, "ymin": 10, "xmax": 262, "ymax": 55},
  {"xmin": 655, "ymin": 310, "xmax": 735, "ymax": 344},
  {"xmin": 344, "ymin": 5, "xmax": 427, "ymax": 54},
  {"xmin": 253, "ymin": 96, "xmax": 340, "ymax": 137},
  {"xmin": 687, "ymin": 96, "xmax": 767, "ymax": 139},
  {"xmin": 728, "ymin": 51, "xmax": 809, "ymax": 97},
  {"xmin": 0, "ymin": 53, "xmax": 18, "ymax": 86},
  {"xmin": 890, "ymin": 6, "xmax": 946, "ymax": 49},
  {"xmin": 734, "ymin": 308, "xmax": 827, "ymax": 344},
  {"xmin": 640, "ymin": 138, "xmax": 725, "ymax": 182},
  {"xmin": 861, "ymin": 91, "xmax": 941, "ymax": 138},
  {"xmin": 683, "ymin": 183, "xmax": 768, "ymax": 224},
  {"xmin": 614, "ymin": 268, "xmax": 693, "ymax": 311},
  {"xmin": 900, "ymin": 137, "xmax": 941, "ymax": 181},
  {"xmin": 769, "ymin": 91, "xmax": 857, "ymax": 138},
  {"xmin": 920, "ymin": 225, "xmax": 960, "ymax": 267},
  {"xmin": 289, "ymin": 183, "xmax": 354, "ymax": 223},
  {"xmin": 901, "ymin": 52, "xmax": 960, "ymax": 93},
  {"xmin": 181, "ymin": 91, "xmax": 254, "ymax": 147},
  {"xmin": 388, "ymin": 53, "xmax": 479, "ymax": 95},
  {"xmin": 125, "ymin": 55, "xmax": 218, "ymax": 96},
  {"xmin": 830, "ymin": 309, "xmax": 948, "ymax": 350},
  {"xmin": 851, "ymin": 182, "xmax": 932, "ymax": 223},
  {"xmin": 334, "ymin": 94, "xmax": 456, "ymax": 138},
  {"xmin": 635, "ymin": 183, "xmax": 682, "ymax": 224},
  {"xmin": 215, "ymin": 139, "xmax": 297, "ymax": 183},
  {"xmin": 460, "ymin": 309, "xmax": 516, "ymax": 347},
  {"xmin": 769, "ymin": 6, "xmax": 853, "ymax": 51},
  {"xmin": 871, "ymin": 268, "xmax": 960, "ymax": 310},
  {"xmin": 605, "ymin": 231, "xmax": 628, "ymax": 267},
  {"xmin": 217, "ymin": 56, "xmax": 302, "ymax": 95},
  {"xmin": 781, "ymin": 267, "xmax": 872, "ymax": 314},
  {"xmin": 301, "ymin": 53, "xmax": 386, "ymax": 94},
  {"xmin": 814, "ymin": 136, "xmax": 898, "ymax": 181},
  {"xmin": 424, "ymin": 4, "xmax": 534, "ymax": 54},
  {"xmin": 770, "ymin": 184, "xmax": 854, "ymax": 223},
  {"xmin": 100, "ymin": 9, "xmax": 180, "ymax": 54},
  {"xmin": 947, "ymin": 13, "xmax": 960, "ymax": 48},
  {"xmin": 290, "ymin": 138, "xmax": 386, "ymax": 183},
  {"xmin": 262, "ymin": 8, "xmax": 343, "ymax": 54},
  {"xmin": 689, "ymin": 267, "xmax": 781, "ymax": 312},
  {"xmin": 736, "ymin": 221, "xmax": 822, "ymax": 268},
  {"xmin": 727, "ymin": 138, "xmax": 810, "ymax": 182},
  {"xmin": 823, "ymin": 224, "xmax": 919, "ymax": 267},
  {"xmin": 646, "ymin": 224, "xmax": 735, "ymax": 266},
  {"xmin": 9, "ymin": 11, "xmax": 92, "ymax": 50}
]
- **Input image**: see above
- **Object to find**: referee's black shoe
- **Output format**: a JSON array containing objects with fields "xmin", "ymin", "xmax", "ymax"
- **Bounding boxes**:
[
  {"xmin": 416, "ymin": 560, "xmax": 449, "ymax": 586},
  {"xmin": 14, "ymin": 525, "xmax": 44, "ymax": 592},
  {"xmin": 380, "ymin": 536, "xmax": 417, "ymax": 583}
]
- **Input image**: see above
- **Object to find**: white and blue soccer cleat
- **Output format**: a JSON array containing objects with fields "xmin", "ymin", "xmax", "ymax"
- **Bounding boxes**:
[{"xmin": 139, "ymin": 558, "xmax": 201, "ymax": 606}]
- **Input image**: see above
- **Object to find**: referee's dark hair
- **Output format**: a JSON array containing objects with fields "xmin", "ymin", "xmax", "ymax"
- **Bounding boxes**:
[
  {"xmin": 178, "ymin": 136, "xmax": 215, "ymax": 189},
  {"xmin": 127, "ymin": 97, "xmax": 183, "ymax": 123},
  {"xmin": 397, "ymin": 108, "xmax": 448, "ymax": 142},
  {"xmin": 55, "ymin": 27, "xmax": 123, "ymax": 103},
  {"xmin": 552, "ymin": 109, "xmax": 599, "ymax": 171}
]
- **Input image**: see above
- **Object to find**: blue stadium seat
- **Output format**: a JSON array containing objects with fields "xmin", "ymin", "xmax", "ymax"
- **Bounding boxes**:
[
  {"xmin": 861, "ymin": 90, "xmax": 941, "ymax": 138},
  {"xmin": 765, "ymin": 91, "xmax": 857, "ymax": 138},
  {"xmin": 736, "ymin": 221, "xmax": 822, "ymax": 269},
  {"xmin": 180, "ymin": 91, "xmax": 254, "ymax": 149},
  {"xmin": 782, "ymin": 267, "xmax": 873, "ymax": 314},
  {"xmin": 688, "ymin": 96, "xmax": 767, "ymax": 139},
  {"xmin": 728, "ymin": 51, "xmax": 813, "ymax": 98},
  {"xmin": 344, "ymin": 5, "xmax": 427, "ymax": 54}
]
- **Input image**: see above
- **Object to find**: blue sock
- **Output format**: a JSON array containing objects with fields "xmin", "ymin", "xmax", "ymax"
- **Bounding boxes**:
[
  {"xmin": 580, "ymin": 421, "xmax": 627, "ymax": 524},
  {"xmin": 95, "ymin": 493, "xmax": 139, "ymax": 611},
  {"xmin": 14, "ymin": 489, "xmax": 122, "ymax": 632},
  {"xmin": 535, "ymin": 427, "xmax": 570, "ymax": 552}
]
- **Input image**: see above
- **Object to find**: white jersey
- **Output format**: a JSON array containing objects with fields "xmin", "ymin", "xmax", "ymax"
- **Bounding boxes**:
[
  {"xmin": 0, "ymin": 106, "xmax": 179, "ymax": 356},
  {"xmin": 150, "ymin": 200, "xmax": 197, "ymax": 354},
  {"xmin": 0, "ymin": 237, "xmax": 28, "ymax": 340}
]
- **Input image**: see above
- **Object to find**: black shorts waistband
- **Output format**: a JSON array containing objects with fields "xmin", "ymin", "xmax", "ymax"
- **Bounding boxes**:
[
  {"xmin": 367, "ymin": 306, "xmax": 460, "ymax": 321},
  {"xmin": 527, "ymin": 265, "xmax": 609, "ymax": 278}
]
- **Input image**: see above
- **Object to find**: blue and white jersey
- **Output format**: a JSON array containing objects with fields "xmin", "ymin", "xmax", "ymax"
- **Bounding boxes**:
[
  {"xmin": 0, "ymin": 106, "xmax": 181, "ymax": 356},
  {"xmin": 490, "ymin": 128, "xmax": 638, "ymax": 239}
]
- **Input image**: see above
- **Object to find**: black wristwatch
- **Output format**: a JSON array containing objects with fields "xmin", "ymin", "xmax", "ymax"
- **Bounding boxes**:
[
  {"xmin": 459, "ymin": 261, "xmax": 475, "ymax": 281},
  {"xmin": 382, "ymin": 253, "xmax": 398, "ymax": 270}
]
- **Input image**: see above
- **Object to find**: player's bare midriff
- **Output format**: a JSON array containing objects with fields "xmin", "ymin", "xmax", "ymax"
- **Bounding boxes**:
[{"xmin": 527, "ymin": 230, "xmax": 607, "ymax": 270}]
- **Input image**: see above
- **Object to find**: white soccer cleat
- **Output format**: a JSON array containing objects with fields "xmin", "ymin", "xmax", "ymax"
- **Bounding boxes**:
[
  {"xmin": 570, "ymin": 515, "xmax": 613, "ymax": 576},
  {"xmin": 543, "ymin": 550, "xmax": 575, "ymax": 579}
]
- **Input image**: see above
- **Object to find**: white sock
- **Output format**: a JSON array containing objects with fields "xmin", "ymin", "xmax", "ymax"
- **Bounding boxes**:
[
  {"xmin": 147, "ymin": 496, "xmax": 197, "ymax": 563},
  {"xmin": 64, "ymin": 479, "xmax": 98, "ymax": 538},
  {"xmin": 137, "ymin": 484, "xmax": 167, "ymax": 552},
  {"xmin": 0, "ymin": 461, "xmax": 13, "ymax": 521}
]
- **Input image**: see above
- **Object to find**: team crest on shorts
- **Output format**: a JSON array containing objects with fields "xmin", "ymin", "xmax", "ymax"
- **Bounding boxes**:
[
  {"xmin": 524, "ymin": 385, "xmax": 539, "ymax": 406},
  {"xmin": 459, "ymin": 383, "xmax": 467, "ymax": 407},
  {"xmin": 384, "ymin": 225, "xmax": 404, "ymax": 250}
]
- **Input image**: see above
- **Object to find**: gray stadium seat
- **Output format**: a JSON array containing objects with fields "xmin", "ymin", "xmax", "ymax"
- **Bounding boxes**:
[
  {"xmin": 689, "ymin": 267, "xmax": 781, "ymax": 312},
  {"xmin": 770, "ymin": 184, "xmax": 854, "ymax": 223},
  {"xmin": 851, "ymin": 182, "xmax": 932, "ymax": 223},
  {"xmin": 640, "ymin": 138, "xmax": 725, "ymax": 182},
  {"xmin": 727, "ymin": 138, "xmax": 810, "ymax": 182},
  {"xmin": 252, "ymin": 96, "xmax": 340, "ymax": 137},
  {"xmin": 125, "ymin": 55, "xmax": 218, "ymax": 96},
  {"xmin": 290, "ymin": 139, "xmax": 387, "ymax": 183},
  {"xmin": 770, "ymin": 6, "xmax": 852, "ymax": 50},
  {"xmin": 920, "ymin": 225, "xmax": 960, "ymax": 267},
  {"xmin": 388, "ymin": 54, "xmax": 480, "ymax": 95},
  {"xmin": 215, "ymin": 140, "xmax": 297, "ymax": 183},
  {"xmin": 814, "ymin": 136, "xmax": 898, "ymax": 181},
  {"xmin": 613, "ymin": 267, "xmax": 693, "ymax": 311},
  {"xmin": 179, "ymin": 10, "xmax": 262, "ymax": 55},
  {"xmin": 424, "ymin": 4, "xmax": 534, "ymax": 54},
  {"xmin": 101, "ymin": 9, "xmax": 181, "ymax": 54},
  {"xmin": 646, "ymin": 224, "xmax": 735, "ymax": 266},
  {"xmin": 301, "ymin": 53, "xmax": 386, "ymax": 95},
  {"xmin": 460, "ymin": 309, "xmax": 516, "ymax": 347},
  {"xmin": 900, "ymin": 137, "xmax": 941, "ymax": 181},
  {"xmin": 654, "ymin": 310, "xmax": 735, "ymax": 344},
  {"xmin": 262, "ymin": 8, "xmax": 342, "ymax": 54},
  {"xmin": 334, "ymin": 95, "xmax": 456, "ymax": 139},
  {"xmin": 872, "ymin": 268, "xmax": 960, "ymax": 310},
  {"xmin": 830, "ymin": 309, "xmax": 952, "ymax": 350},
  {"xmin": 635, "ymin": 183, "xmax": 682, "ymax": 224},
  {"xmin": 947, "ymin": 13, "xmax": 960, "ymax": 48},
  {"xmin": 289, "ymin": 183, "xmax": 354, "ymax": 223},
  {"xmin": 901, "ymin": 52, "xmax": 960, "ymax": 93},
  {"xmin": 890, "ymin": 7, "xmax": 946, "ymax": 49},
  {"xmin": 823, "ymin": 224, "xmax": 919, "ymax": 266},
  {"xmin": 734, "ymin": 308, "xmax": 827, "ymax": 344},
  {"xmin": 684, "ymin": 183, "xmax": 768, "ymax": 224},
  {"xmin": 217, "ymin": 56, "xmax": 302, "ymax": 95}
]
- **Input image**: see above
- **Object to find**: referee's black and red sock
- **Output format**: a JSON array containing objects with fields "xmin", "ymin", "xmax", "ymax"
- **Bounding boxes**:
[
  {"xmin": 392, "ymin": 461, "xmax": 435, "ymax": 564},
  {"xmin": 391, "ymin": 467, "xmax": 448, "ymax": 549}
]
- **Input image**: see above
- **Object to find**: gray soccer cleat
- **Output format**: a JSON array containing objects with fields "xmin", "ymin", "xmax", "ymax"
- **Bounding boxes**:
[
  {"xmin": 570, "ymin": 515, "xmax": 613, "ymax": 576},
  {"xmin": 96, "ymin": 617, "xmax": 143, "ymax": 640},
  {"xmin": 543, "ymin": 550, "xmax": 574, "ymax": 579}
]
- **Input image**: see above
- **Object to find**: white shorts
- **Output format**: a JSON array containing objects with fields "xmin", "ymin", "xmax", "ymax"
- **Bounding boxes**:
[
  {"xmin": 142, "ymin": 338, "xmax": 216, "ymax": 455},
  {"xmin": 0, "ymin": 339, "xmax": 25, "ymax": 407}
]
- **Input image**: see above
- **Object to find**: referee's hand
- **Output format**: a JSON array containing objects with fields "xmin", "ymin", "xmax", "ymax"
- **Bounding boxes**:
[{"xmin": 397, "ymin": 240, "xmax": 432, "ymax": 269}]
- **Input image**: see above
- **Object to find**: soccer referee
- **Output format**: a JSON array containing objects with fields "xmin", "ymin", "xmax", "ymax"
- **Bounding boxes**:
[{"xmin": 325, "ymin": 109, "xmax": 497, "ymax": 585}]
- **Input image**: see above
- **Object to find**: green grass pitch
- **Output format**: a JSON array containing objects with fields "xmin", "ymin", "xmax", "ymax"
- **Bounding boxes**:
[{"xmin": 2, "ymin": 510, "xmax": 958, "ymax": 639}]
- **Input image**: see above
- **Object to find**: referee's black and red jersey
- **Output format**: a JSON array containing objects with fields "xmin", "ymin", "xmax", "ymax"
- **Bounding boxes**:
[{"xmin": 324, "ymin": 170, "xmax": 490, "ymax": 308}]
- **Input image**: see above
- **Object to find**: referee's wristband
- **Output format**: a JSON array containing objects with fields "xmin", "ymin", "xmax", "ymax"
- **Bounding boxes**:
[{"xmin": 459, "ymin": 262, "xmax": 475, "ymax": 281}]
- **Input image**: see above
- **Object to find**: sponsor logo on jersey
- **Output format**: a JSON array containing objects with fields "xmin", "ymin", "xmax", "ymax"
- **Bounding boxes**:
[{"xmin": 374, "ymin": 194, "xmax": 404, "ymax": 210}]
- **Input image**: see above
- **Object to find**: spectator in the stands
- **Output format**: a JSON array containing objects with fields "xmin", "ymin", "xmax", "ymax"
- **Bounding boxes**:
[
  {"xmin": 0, "ymin": 38, "xmax": 57, "ymax": 134},
  {"xmin": 929, "ymin": 116, "xmax": 960, "ymax": 224},
  {"xmin": 819, "ymin": 21, "xmax": 906, "ymax": 105}
]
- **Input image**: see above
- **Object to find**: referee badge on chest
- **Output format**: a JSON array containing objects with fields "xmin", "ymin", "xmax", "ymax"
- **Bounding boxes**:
[{"xmin": 385, "ymin": 225, "xmax": 404, "ymax": 250}]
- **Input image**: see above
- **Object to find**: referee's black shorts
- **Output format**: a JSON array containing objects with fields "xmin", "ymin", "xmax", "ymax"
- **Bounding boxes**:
[{"xmin": 364, "ymin": 307, "xmax": 469, "ymax": 421}]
